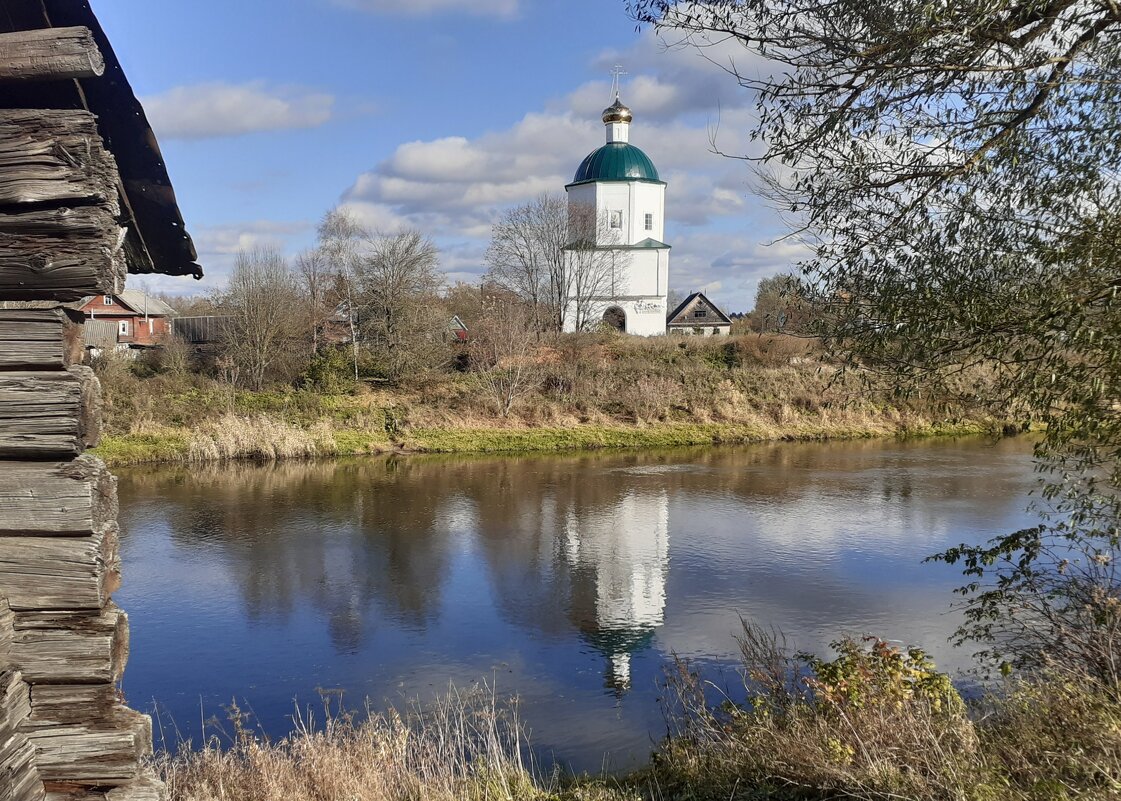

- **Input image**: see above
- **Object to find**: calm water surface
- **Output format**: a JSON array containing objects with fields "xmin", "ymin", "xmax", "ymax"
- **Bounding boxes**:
[{"xmin": 115, "ymin": 436, "xmax": 1038, "ymax": 770}]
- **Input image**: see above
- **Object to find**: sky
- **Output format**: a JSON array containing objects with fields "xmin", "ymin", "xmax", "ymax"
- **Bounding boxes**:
[{"xmin": 95, "ymin": 0, "xmax": 805, "ymax": 313}]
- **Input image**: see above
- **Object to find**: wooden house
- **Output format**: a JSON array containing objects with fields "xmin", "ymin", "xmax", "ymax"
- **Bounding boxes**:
[
  {"xmin": 79, "ymin": 292, "xmax": 177, "ymax": 349},
  {"xmin": 666, "ymin": 292, "xmax": 733, "ymax": 336},
  {"xmin": 0, "ymin": 3, "xmax": 202, "ymax": 799}
]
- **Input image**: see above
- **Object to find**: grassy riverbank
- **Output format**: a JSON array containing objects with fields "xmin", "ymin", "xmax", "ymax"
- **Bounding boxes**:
[
  {"xmin": 91, "ymin": 334, "xmax": 1005, "ymax": 467},
  {"xmin": 158, "ymin": 631, "xmax": 1120, "ymax": 801}
]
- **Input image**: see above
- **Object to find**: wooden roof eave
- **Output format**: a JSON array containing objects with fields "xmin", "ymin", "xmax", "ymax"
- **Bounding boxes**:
[{"xmin": 0, "ymin": 0, "xmax": 203, "ymax": 282}]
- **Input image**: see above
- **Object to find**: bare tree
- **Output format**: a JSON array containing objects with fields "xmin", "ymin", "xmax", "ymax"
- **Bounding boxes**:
[
  {"xmin": 354, "ymin": 229, "xmax": 444, "ymax": 382},
  {"xmin": 468, "ymin": 297, "xmax": 542, "ymax": 417},
  {"xmin": 485, "ymin": 194, "xmax": 619, "ymax": 334},
  {"xmin": 485, "ymin": 194, "xmax": 568, "ymax": 334},
  {"xmin": 565, "ymin": 203, "xmax": 619, "ymax": 332},
  {"xmin": 317, "ymin": 208, "xmax": 365, "ymax": 380},
  {"xmin": 295, "ymin": 248, "xmax": 337, "ymax": 357},
  {"xmin": 218, "ymin": 248, "xmax": 302, "ymax": 391}
]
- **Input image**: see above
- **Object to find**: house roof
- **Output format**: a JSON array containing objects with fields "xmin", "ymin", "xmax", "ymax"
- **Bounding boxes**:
[
  {"xmin": 82, "ymin": 319, "xmax": 118, "ymax": 349},
  {"xmin": 79, "ymin": 292, "xmax": 177, "ymax": 316},
  {"xmin": 667, "ymin": 292, "xmax": 733, "ymax": 326},
  {"xmin": 0, "ymin": 1, "xmax": 202, "ymax": 280}
]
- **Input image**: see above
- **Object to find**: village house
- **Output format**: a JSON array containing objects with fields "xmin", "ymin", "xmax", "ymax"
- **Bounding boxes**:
[
  {"xmin": 78, "ymin": 291, "xmax": 177, "ymax": 350},
  {"xmin": 666, "ymin": 292, "xmax": 733, "ymax": 336}
]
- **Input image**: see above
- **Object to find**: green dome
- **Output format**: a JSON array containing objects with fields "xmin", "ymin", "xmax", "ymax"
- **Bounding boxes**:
[{"xmin": 570, "ymin": 142, "xmax": 662, "ymax": 186}]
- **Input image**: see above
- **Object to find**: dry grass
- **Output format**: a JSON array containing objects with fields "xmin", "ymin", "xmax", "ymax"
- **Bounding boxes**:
[
  {"xmin": 155, "ymin": 634, "xmax": 1121, "ymax": 801},
  {"xmin": 158, "ymin": 687, "xmax": 621, "ymax": 801},
  {"xmin": 92, "ymin": 333, "xmax": 1003, "ymax": 465},
  {"xmin": 187, "ymin": 415, "xmax": 336, "ymax": 462}
]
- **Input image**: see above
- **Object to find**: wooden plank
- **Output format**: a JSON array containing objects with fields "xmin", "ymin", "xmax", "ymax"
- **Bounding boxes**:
[
  {"xmin": 13, "ymin": 604, "xmax": 128, "ymax": 685},
  {"xmin": 0, "ymin": 367, "xmax": 101, "ymax": 458},
  {"xmin": 0, "ymin": 308, "xmax": 84, "ymax": 370},
  {"xmin": 0, "ymin": 456, "xmax": 117, "ymax": 536},
  {"xmin": 0, "ymin": 110, "xmax": 118, "ymax": 208},
  {"xmin": 21, "ymin": 705, "xmax": 152, "ymax": 786},
  {"xmin": 0, "ymin": 204, "xmax": 126, "ymax": 301},
  {"xmin": 0, "ymin": 525, "xmax": 119, "ymax": 612},
  {"xmin": 0, "ymin": 27, "xmax": 105, "ymax": 82},
  {"xmin": 29, "ymin": 684, "xmax": 117, "ymax": 726}
]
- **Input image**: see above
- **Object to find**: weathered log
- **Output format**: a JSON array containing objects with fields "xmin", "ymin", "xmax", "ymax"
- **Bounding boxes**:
[
  {"xmin": 13, "ymin": 604, "xmax": 128, "ymax": 685},
  {"xmin": 22, "ymin": 705, "xmax": 152, "ymax": 786},
  {"xmin": 0, "ymin": 308, "xmax": 84, "ymax": 370},
  {"xmin": 0, "ymin": 204, "xmax": 126, "ymax": 301},
  {"xmin": 0, "ymin": 110, "xmax": 118, "ymax": 209},
  {"xmin": 43, "ymin": 775, "xmax": 165, "ymax": 801},
  {"xmin": 0, "ymin": 595, "xmax": 12, "ymax": 663},
  {"xmin": 0, "ymin": 456, "xmax": 117, "ymax": 535},
  {"xmin": 0, "ymin": 367, "xmax": 101, "ymax": 458},
  {"xmin": 0, "ymin": 670, "xmax": 32, "ymax": 736},
  {"xmin": 0, "ymin": 729, "xmax": 44, "ymax": 801},
  {"xmin": 28, "ymin": 684, "xmax": 117, "ymax": 726},
  {"xmin": 106, "ymin": 776, "xmax": 166, "ymax": 801},
  {"xmin": 0, "ymin": 668, "xmax": 44, "ymax": 801},
  {"xmin": 0, "ymin": 27, "xmax": 105, "ymax": 82},
  {"xmin": 0, "ymin": 525, "xmax": 119, "ymax": 611}
]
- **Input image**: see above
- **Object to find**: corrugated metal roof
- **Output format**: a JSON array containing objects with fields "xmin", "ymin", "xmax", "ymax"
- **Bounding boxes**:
[
  {"xmin": 568, "ymin": 142, "xmax": 663, "ymax": 186},
  {"xmin": 117, "ymin": 291, "xmax": 177, "ymax": 317}
]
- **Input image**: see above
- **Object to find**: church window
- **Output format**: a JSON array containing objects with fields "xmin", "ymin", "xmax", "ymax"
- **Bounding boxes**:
[
  {"xmin": 609, "ymin": 210, "xmax": 623, "ymax": 229},
  {"xmin": 644, "ymin": 213, "xmax": 653, "ymax": 230}
]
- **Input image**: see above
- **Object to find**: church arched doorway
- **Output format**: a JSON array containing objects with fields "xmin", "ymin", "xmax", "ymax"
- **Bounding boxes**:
[{"xmin": 603, "ymin": 306, "xmax": 626, "ymax": 333}]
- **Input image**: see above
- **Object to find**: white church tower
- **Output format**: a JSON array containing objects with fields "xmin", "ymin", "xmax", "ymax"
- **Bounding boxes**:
[{"xmin": 562, "ymin": 90, "xmax": 670, "ymax": 335}]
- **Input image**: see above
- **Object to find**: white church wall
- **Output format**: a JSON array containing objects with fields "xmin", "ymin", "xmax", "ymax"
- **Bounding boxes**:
[
  {"xmin": 631, "ymin": 182, "xmax": 665, "ymax": 243},
  {"xmin": 621, "ymin": 249, "xmax": 662, "ymax": 296}
]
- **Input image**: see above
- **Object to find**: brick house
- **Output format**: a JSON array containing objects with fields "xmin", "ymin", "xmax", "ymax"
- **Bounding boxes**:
[{"xmin": 78, "ymin": 291, "xmax": 177, "ymax": 349}]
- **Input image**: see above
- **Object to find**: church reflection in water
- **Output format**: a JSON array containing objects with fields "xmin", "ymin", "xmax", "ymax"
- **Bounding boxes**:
[{"xmin": 561, "ymin": 489, "xmax": 669, "ymax": 692}]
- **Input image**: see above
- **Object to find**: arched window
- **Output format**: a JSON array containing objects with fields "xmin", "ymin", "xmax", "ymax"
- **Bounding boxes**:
[{"xmin": 602, "ymin": 306, "xmax": 626, "ymax": 333}]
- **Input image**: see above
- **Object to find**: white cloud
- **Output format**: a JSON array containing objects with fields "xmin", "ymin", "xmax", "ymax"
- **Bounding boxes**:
[
  {"xmin": 332, "ymin": 0, "xmax": 518, "ymax": 17},
  {"xmin": 143, "ymin": 82, "xmax": 334, "ymax": 140},
  {"xmin": 154, "ymin": 220, "xmax": 314, "ymax": 293}
]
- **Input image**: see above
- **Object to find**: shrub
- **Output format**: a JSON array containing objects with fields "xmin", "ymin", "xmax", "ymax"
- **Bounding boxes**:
[
  {"xmin": 656, "ymin": 623, "xmax": 980, "ymax": 801},
  {"xmin": 299, "ymin": 348, "xmax": 358, "ymax": 394}
]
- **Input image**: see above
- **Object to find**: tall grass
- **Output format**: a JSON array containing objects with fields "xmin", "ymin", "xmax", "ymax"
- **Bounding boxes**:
[
  {"xmin": 158, "ymin": 687, "xmax": 595, "ymax": 801},
  {"xmin": 157, "ymin": 629, "xmax": 1121, "ymax": 801}
]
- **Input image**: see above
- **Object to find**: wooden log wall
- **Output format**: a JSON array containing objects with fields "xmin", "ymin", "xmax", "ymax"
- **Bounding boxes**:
[
  {"xmin": 0, "ymin": 109, "xmax": 126, "ymax": 300},
  {"xmin": 0, "ymin": 22, "xmax": 166, "ymax": 801}
]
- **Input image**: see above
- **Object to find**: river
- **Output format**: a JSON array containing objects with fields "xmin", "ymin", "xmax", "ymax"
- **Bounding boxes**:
[{"xmin": 115, "ymin": 435, "xmax": 1038, "ymax": 771}]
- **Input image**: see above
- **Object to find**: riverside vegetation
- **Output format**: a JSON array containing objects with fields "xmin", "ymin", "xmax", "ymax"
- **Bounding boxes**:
[
  {"xmin": 90, "ymin": 332, "xmax": 1001, "ymax": 467},
  {"xmin": 157, "ymin": 626, "xmax": 1121, "ymax": 801}
]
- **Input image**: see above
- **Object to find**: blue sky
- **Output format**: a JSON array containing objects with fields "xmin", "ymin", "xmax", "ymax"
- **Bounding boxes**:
[{"xmin": 96, "ymin": 0, "xmax": 801, "ymax": 312}]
